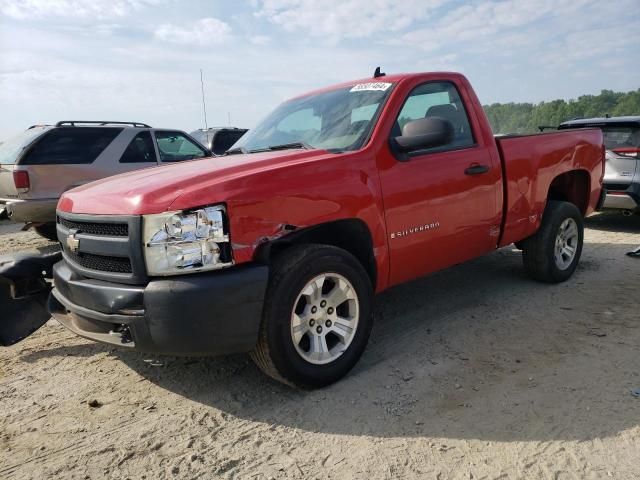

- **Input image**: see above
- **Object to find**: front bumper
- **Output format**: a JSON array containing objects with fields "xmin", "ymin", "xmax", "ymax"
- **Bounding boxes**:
[
  {"xmin": 2, "ymin": 198, "xmax": 58, "ymax": 223},
  {"xmin": 49, "ymin": 261, "xmax": 269, "ymax": 356}
]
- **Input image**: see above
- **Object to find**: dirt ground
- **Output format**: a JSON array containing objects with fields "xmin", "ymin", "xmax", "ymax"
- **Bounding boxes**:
[{"xmin": 1, "ymin": 213, "xmax": 639, "ymax": 479}]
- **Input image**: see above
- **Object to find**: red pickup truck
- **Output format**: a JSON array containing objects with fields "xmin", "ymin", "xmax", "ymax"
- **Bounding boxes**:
[{"xmin": 1, "ymin": 71, "xmax": 604, "ymax": 388}]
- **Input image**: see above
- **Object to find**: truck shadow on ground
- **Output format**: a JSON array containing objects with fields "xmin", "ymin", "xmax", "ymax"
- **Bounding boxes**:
[
  {"xmin": 584, "ymin": 210, "xmax": 640, "ymax": 233},
  {"xmin": 18, "ymin": 221, "xmax": 640, "ymax": 443}
]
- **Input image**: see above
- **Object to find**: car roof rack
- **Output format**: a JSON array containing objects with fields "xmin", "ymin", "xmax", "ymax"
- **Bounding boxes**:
[
  {"xmin": 55, "ymin": 120, "xmax": 151, "ymax": 128},
  {"xmin": 195, "ymin": 127, "xmax": 247, "ymax": 131}
]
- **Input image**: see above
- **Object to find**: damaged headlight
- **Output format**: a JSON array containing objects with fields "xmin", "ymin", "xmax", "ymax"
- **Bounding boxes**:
[{"xmin": 143, "ymin": 205, "xmax": 233, "ymax": 276}]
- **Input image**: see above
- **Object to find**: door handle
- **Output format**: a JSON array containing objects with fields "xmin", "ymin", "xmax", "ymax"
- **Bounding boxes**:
[{"xmin": 464, "ymin": 164, "xmax": 490, "ymax": 175}]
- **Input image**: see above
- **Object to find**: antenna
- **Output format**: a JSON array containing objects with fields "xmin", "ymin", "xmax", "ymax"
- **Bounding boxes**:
[
  {"xmin": 228, "ymin": 111, "xmax": 231, "ymax": 126},
  {"xmin": 200, "ymin": 69, "xmax": 208, "ymax": 130},
  {"xmin": 374, "ymin": 66, "xmax": 386, "ymax": 78}
]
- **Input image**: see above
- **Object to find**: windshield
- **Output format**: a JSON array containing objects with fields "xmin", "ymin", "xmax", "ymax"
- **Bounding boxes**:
[
  {"xmin": 232, "ymin": 83, "xmax": 393, "ymax": 153},
  {"xmin": 0, "ymin": 126, "xmax": 50, "ymax": 165}
]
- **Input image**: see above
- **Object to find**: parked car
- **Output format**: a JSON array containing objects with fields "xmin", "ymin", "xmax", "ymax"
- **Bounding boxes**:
[
  {"xmin": 2, "ymin": 72, "xmax": 604, "ymax": 388},
  {"xmin": 190, "ymin": 127, "xmax": 248, "ymax": 155},
  {"xmin": 0, "ymin": 121, "xmax": 211, "ymax": 238},
  {"xmin": 559, "ymin": 116, "xmax": 640, "ymax": 214}
]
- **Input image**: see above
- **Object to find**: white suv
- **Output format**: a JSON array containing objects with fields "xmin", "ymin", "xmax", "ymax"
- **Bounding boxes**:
[{"xmin": 0, "ymin": 121, "xmax": 211, "ymax": 239}]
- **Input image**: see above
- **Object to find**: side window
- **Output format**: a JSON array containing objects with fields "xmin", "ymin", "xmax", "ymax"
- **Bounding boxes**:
[
  {"xmin": 119, "ymin": 131, "xmax": 156, "ymax": 163},
  {"xmin": 21, "ymin": 127, "xmax": 122, "ymax": 165},
  {"xmin": 394, "ymin": 81, "xmax": 475, "ymax": 151},
  {"xmin": 155, "ymin": 131, "xmax": 208, "ymax": 162}
]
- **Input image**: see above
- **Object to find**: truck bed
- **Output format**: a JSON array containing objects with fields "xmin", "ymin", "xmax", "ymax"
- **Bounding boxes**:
[{"xmin": 495, "ymin": 128, "xmax": 604, "ymax": 247}]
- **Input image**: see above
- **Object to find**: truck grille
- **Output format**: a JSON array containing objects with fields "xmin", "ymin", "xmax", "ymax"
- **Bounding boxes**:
[
  {"xmin": 57, "ymin": 216, "xmax": 129, "ymax": 236},
  {"xmin": 57, "ymin": 212, "xmax": 146, "ymax": 284},
  {"xmin": 66, "ymin": 251, "xmax": 133, "ymax": 273}
]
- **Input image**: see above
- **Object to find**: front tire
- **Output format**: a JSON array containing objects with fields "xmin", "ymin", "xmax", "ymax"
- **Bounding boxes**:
[
  {"xmin": 250, "ymin": 244, "xmax": 373, "ymax": 388},
  {"xmin": 521, "ymin": 200, "xmax": 584, "ymax": 283}
]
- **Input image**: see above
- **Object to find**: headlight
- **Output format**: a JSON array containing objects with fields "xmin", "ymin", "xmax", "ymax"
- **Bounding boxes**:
[{"xmin": 143, "ymin": 205, "xmax": 233, "ymax": 276}]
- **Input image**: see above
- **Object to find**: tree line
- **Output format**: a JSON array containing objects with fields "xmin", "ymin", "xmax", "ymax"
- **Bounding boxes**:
[{"xmin": 483, "ymin": 88, "xmax": 640, "ymax": 134}]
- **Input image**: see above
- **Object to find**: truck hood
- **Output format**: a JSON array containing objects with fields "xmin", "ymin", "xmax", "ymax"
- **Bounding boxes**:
[{"xmin": 58, "ymin": 149, "xmax": 334, "ymax": 215}]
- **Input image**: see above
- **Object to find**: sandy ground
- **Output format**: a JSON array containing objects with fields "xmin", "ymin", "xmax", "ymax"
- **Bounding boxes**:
[{"xmin": 1, "ymin": 213, "xmax": 639, "ymax": 480}]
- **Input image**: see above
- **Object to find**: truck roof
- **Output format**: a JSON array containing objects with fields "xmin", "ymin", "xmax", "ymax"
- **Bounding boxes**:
[{"xmin": 289, "ymin": 72, "xmax": 465, "ymax": 100}]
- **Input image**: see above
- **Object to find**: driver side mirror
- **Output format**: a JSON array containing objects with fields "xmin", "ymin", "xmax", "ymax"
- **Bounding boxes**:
[{"xmin": 392, "ymin": 117, "xmax": 454, "ymax": 156}]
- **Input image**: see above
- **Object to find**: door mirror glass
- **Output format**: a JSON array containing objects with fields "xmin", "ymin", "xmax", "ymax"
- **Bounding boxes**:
[{"xmin": 394, "ymin": 117, "xmax": 454, "ymax": 153}]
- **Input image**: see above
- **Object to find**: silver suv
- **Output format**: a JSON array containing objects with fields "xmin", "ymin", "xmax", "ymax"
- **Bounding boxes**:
[
  {"xmin": 0, "ymin": 121, "xmax": 211, "ymax": 239},
  {"xmin": 559, "ymin": 116, "xmax": 640, "ymax": 214}
]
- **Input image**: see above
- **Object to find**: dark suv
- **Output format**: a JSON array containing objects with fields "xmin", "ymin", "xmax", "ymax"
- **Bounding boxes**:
[
  {"xmin": 190, "ymin": 127, "xmax": 248, "ymax": 155},
  {"xmin": 559, "ymin": 116, "xmax": 640, "ymax": 213},
  {"xmin": 0, "ymin": 121, "xmax": 211, "ymax": 238}
]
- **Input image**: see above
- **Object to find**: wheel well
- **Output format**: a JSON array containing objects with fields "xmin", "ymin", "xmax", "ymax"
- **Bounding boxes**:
[
  {"xmin": 547, "ymin": 170, "xmax": 590, "ymax": 215},
  {"xmin": 255, "ymin": 219, "xmax": 377, "ymax": 287}
]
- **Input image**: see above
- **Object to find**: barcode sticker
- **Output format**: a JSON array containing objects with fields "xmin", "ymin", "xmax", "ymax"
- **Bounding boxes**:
[{"xmin": 349, "ymin": 82, "xmax": 392, "ymax": 92}]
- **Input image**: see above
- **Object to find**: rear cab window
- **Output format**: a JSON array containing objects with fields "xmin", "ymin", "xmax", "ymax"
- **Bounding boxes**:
[
  {"xmin": 155, "ymin": 131, "xmax": 208, "ymax": 162},
  {"xmin": 20, "ymin": 127, "xmax": 122, "ymax": 165}
]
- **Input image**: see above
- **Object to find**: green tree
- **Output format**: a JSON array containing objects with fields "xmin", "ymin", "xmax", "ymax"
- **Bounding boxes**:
[{"xmin": 483, "ymin": 88, "xmax": 640, "ymax": 134}]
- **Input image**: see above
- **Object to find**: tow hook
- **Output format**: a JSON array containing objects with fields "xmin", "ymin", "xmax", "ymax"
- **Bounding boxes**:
[{"xmin": 109, "ymin": 324, "xmax": 133, "ymax": 344}]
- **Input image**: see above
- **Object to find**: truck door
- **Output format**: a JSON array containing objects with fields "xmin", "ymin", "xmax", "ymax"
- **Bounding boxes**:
[{"xmin": 377, "ymin": 80, "xmax": 502, "ymax": 286}]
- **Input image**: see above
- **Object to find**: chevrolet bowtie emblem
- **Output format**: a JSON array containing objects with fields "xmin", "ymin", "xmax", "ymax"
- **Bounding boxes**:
[{"xmin": 66, "ymin": 230, "xmax": 80, "ymax": 252}]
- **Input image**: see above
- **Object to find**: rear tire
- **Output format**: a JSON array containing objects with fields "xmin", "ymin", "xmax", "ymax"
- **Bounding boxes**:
[
  {"xmin": 250, "ymin": 244, "xmax": 373, "ymax": 388},
  {"xmin": 34, "ymin": 223, "xmax": 58, "ymax": 242},
  {"xmin": 521, "ymin": 200, "xmax": 583, "ymax": 283}
]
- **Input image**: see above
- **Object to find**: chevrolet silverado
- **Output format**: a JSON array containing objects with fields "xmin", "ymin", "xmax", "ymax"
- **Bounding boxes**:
[{"xmin": 0, "ymin": 71, "xmax": 605, "ymax": 388}]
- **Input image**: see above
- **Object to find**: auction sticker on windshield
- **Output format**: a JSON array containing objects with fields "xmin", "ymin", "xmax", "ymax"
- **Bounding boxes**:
[{"xmin": 349, "ymin": 82, "xmax": 392, "ymax": 92}]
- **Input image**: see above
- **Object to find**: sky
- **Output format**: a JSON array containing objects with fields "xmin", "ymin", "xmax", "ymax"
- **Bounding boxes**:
[{"xmin": 0, "ymin": 0, "xmax": 639, "ymax": 140}]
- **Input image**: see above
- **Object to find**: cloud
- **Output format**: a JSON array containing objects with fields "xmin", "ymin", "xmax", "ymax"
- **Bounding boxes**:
[
  {"xmin": 253, "ymin": 0, "xmax": 450, "ymax": 40},
  {"xmin": 0, "ymin": 0, "xmax": 638, "ymax": 140},
  {"xmin": 0, "ymin": 0, "xmax": 161, "ymax": 19},
  {"xmin": 249, "ymin": 34, "xmax": 271, "ymax": 46},
  {"xmin": 154, "ymin": 17, "xmax": 232, "ymax": 46}
]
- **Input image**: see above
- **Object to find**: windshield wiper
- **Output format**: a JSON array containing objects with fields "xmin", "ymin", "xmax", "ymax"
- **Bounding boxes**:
[
  {"xmin": 225, "ymin": 146, "xmax": 249, "ymax": 155},
  {"xmin": 265, "ymin": 142, "xmax": 314, "ymax": 151},
  {"xmin": 234, "ymin": 142, "xmax": 315, "ymax": 154}
]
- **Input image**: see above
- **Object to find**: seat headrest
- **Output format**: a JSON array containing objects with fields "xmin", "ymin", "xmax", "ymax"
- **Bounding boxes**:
[{"xmin": 426, "ymin": 104, "xmax": 465, "ymax": 132}]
